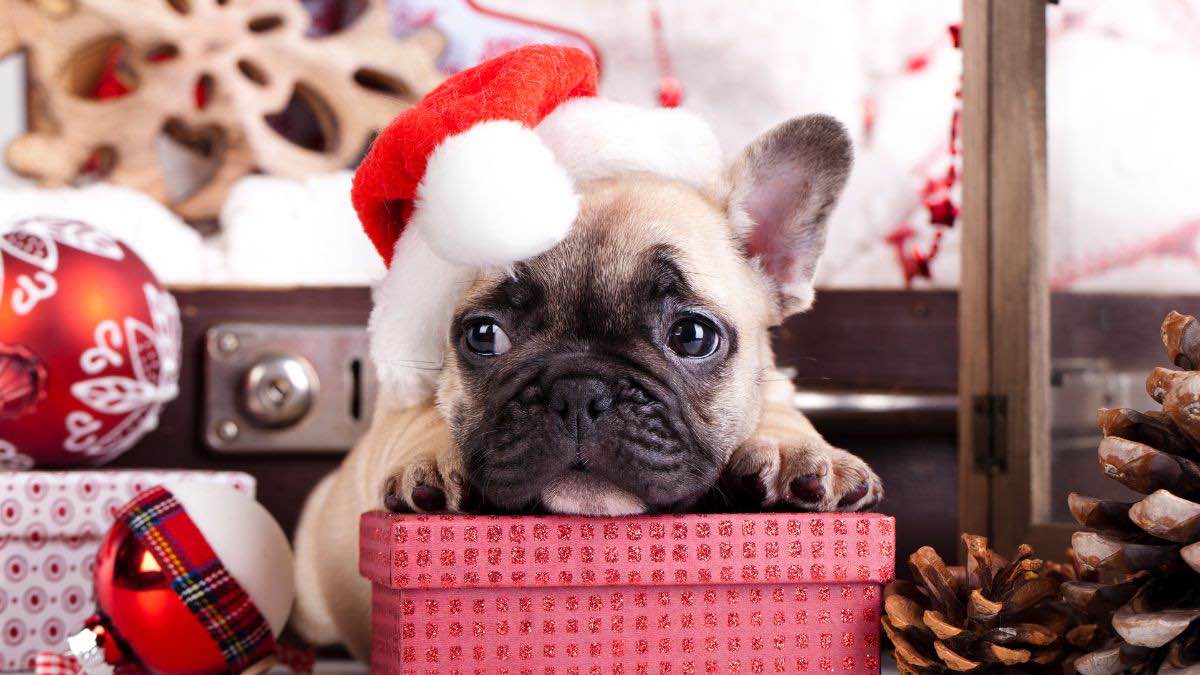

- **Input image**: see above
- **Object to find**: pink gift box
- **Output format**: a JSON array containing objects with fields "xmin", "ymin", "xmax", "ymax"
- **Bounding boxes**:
[
  {"xmin": 0, "ymin": 470, "xmax": 255, "ymax": 672},
  {"xmin": 360, "ymin": 511, "xmax": 895, "ymax": 674}
]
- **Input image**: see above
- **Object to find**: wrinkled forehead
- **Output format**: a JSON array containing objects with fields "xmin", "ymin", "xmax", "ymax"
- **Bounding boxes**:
[{"xmin": 459, "ymin": 176, "xmax": 749, "ymax": 322}]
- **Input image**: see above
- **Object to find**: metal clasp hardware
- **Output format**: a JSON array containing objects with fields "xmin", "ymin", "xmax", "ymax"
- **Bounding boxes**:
[
  {"xmin": 204, "ymin": 323, "xmax": 376, "ymax": 453},
  {"xmin": 972, "ymin": 394, "xmax": 1008, "ymax": 474}
]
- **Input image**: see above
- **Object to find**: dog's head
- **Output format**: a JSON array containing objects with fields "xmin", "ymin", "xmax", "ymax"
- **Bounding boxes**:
[{"xmin": 435, "ymin": 115, "xmax": 852, "ymax": 514}]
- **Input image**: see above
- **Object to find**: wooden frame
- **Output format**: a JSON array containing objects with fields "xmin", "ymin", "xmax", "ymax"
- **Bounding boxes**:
[{"xmin": 959, "ymin": 0, "xmax": 1060, "ymax": 553}]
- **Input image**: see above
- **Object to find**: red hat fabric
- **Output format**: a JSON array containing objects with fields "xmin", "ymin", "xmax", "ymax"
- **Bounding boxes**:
[{"xmin": 352, "ymin": 45, "xmax": 598, "ymax": 265}]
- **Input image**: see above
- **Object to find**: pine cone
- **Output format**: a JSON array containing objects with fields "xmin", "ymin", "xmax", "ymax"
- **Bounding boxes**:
[
  {"xmin": 883, "ymin": 534, "xmax": 1095, "ymax": 673},
  {"xmin": 1067, "ymin": 311, "xmax": 1200, "ymax": 675}
]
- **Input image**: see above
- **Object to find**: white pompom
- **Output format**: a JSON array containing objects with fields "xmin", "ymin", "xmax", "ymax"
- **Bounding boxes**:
[{"xmin": 411, "ymin": 120, "xmax": 579, "ymax": 267}]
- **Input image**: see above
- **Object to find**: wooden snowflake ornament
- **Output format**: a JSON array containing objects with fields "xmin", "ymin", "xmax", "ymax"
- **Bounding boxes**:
[{"xmin": 0, "ymin": 0, "xmax": 445, "ymax": 220}]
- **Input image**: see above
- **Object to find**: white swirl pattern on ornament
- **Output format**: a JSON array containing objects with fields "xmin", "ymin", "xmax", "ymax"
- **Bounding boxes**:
[{"xmin": 0, "ymin": 440, "xmax": 32, "ymax": 471}]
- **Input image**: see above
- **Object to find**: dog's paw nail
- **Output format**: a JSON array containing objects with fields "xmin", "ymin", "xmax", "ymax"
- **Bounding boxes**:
[
  {"xmin": 411, "ymin": 484, "xmax": 448, "ymax": 512},
  {"xmin": 837, "ymin": 481, "xmax": 870, "ymax": 508},
  {"xmin": 383, "ymin": 480, "xmax": 410, "ymax": 513},
  {"xmin": 862, "ymin": 485, "xmax": 884, "ymax": 511},
  {"xmin": 728, "ymin": 472, "xmax": 769, "ymax": 509},
  {"xmin": 789, "ymin": 474, "xmax": 825, "ymax": 503},
  {"xmin": 741, "ymin": 472, "xmax": 769, "ymax": 497}
]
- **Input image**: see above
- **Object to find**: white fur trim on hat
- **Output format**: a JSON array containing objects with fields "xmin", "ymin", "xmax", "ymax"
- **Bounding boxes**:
[
  {"xmin": 370, "ymin": 227, "xmax": 474, "ymax": 406},
  {"xmin": 411, "ymin": 120, "xmax": 580, "ymax": 267},
  {"xmin": 535, "ymin": 97, "xmax": 722, "ymax": 187}
]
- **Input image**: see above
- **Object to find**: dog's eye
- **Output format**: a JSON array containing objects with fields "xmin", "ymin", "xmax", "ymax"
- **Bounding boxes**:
[
  {"xmin": 667, "ymin": 317, "xmax": 720, "ymax": 358},
  {"xmin": 464, "ymin": 320, "xmax": 511, "ymax": 356}
]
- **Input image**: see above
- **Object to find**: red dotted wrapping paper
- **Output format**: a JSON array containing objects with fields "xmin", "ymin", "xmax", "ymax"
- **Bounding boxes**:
[
  {"xmin": 0, "ymin": 471, "xmax": 255, "ymax": 672},
  {"xmin": 360, "ymin": 511, "xmax": 895, "ymax": 674}
]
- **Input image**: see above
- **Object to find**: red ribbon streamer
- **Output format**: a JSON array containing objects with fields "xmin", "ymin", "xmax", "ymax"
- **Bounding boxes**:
[{"xmin": 647, "ymin": 0, "xmax": 683, "ymax": 107}]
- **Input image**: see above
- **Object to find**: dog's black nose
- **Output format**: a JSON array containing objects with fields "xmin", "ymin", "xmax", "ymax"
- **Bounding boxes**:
[{"xmin": 548, "ymin": 377, "xmax": 612, "ymax": 438}]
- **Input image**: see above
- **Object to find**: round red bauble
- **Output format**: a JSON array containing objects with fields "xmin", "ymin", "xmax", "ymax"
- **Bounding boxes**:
[
  {"xmin": 86, "ymin": 483, "xmax": 295, "ymax": 674},
  {"xmin": 93, "ymin": 517, "xmax": 227, "ymax": 675},
  {"xmin": 0, "ymin": 218, "xmax": 181, "ymax": 467}
]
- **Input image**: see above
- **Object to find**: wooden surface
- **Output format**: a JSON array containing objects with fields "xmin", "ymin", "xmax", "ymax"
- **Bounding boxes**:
[
  {"xmin": 1053, "ymin": 295, "xmax": 1200, "ymax": 369},
  {"xmin": 0, "ymin": 0, "xmax": 443, "ymax": 220},
  {"xmin": 959, "ymin": 0, "xmax": 1051, "ymax": 555},
  {"xmin": 776, "ymin": 290, "xmax": 958, "ymax": 392},
  {"xmin": 958, "ymin": 0, "xmax": 994, "ymax": 551}
]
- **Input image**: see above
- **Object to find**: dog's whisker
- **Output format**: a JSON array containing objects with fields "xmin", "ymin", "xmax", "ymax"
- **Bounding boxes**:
[{"xmin": 375, "ymin": 357, "xmax": 444, "ymax": 366}]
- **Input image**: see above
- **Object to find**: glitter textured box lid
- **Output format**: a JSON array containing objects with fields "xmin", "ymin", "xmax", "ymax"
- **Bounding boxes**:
[{"xmin": 359, "ymin": 511, "xmax": 895, "ymax": 591}]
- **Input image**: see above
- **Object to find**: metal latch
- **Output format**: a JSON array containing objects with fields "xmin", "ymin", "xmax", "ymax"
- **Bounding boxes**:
[
  {"xmin": 203, "ymin": 323, "xmax": 377, "ymax": 453},
  {"xmin": 972, "ymin": 394, "xmax": 1008, "ymax": 474}
]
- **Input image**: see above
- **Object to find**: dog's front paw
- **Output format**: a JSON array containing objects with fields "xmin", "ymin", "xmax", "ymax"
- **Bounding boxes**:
[
  {"xmin": 777, "ymin": 442, "xmax": 882, "ymax": 512},
  {"xmin": 725, "ymin": 437, "xmax": 882, "ymax": 512},
  {"xmin": 382, "ymin": 450, "xmax": 466, "ymax": 514}
]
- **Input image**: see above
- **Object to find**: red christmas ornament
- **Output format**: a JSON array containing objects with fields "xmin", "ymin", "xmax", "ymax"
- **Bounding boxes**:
[
  {"xmin": 67, "ymin": 484, "xmax": 298, "ymax": 675},
  {"xmin": 92, "ymin": 515, "xmax": 228, "ymax": 675},
  {"xmin": 93, "ymin": 44, "xmax": 133, "ymax": 100},
  {"xmin": 0, "ymin": 344, "xmax": 45, "ymax": 417},
  {"xmin": 0, "ymin": 218, "xmax": 181, "ymax": 467}
]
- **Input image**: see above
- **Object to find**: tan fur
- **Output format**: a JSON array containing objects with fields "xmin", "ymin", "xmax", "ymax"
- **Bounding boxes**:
[
  {"xmin": 292, "ymin": 398, "xmax": 456, "ymax": 659},
  {"xmin": 293, "ymin": 121, "xmax": 880, "ymax": 654}
]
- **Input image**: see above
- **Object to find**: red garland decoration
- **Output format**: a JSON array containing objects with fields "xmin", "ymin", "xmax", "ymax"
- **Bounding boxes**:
[
  {"xmin": 885, "ymin": 23, "xmax": 962, "ymax": 286},
  {"xmin": 648, "ymin": 0, "xmax": 683, "ymax": 108}
]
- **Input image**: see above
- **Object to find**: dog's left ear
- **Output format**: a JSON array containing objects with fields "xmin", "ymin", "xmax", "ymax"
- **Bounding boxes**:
[{"xmin": 716, "ymin": 114, "xmax": 853, "ymax": 317}]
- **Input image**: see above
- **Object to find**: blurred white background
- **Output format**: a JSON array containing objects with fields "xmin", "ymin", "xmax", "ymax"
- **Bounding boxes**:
[{"xmin": 2, "ymin": 0, "xmax": 1197, "ymax": 292}]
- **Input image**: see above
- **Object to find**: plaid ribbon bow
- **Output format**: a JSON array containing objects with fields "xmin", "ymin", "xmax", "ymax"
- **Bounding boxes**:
[{"xmin": 117, "ymin": 486, "xmax": 276, "ymax": 670}]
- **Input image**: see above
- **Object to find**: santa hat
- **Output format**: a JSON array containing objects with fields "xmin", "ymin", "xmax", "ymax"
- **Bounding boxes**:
[{"xmin": 353, "ymin": 45, "xmax": 721, "ymax": 405}]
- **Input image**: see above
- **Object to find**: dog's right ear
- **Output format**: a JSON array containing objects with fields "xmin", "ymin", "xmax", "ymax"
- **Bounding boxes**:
[{"xmin": 716, "ymin": 114, "xmax": 853, "ymax": 318}]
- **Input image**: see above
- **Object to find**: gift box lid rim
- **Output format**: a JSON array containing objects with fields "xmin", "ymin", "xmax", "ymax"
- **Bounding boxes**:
[
  {"xmin": 359, "ymin": 510, "xmax": 896, "ymax": 590},
  {"xmin": 0, "ymin": 470, "xmax": 256, "ymax": 541}
]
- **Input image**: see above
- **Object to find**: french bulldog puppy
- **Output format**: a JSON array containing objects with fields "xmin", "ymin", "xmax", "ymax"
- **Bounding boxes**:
[{"xmin": 292, "ymin": 115, "xmax": 882, "ymax": 657}]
